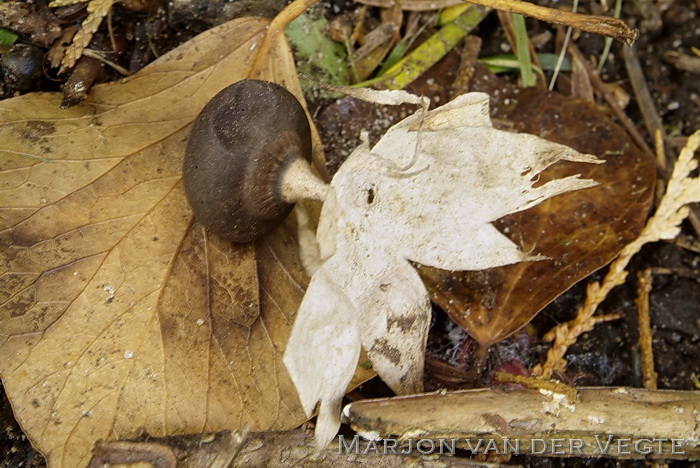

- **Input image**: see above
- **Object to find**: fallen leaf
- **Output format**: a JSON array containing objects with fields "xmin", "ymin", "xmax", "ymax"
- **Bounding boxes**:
[
  {"xmin": 420, "ymin": 88, "xmax": 656, "ymax": 347},
  {"xmin": 284, "ymin": 91, "xmax": 601, "ymax": 448},
  {"xmin": 0, "ymin": 16, "xmax": 373, "ymax": 468}
]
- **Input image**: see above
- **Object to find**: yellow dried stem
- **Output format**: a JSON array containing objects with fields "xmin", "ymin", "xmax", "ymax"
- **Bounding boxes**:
[
  {"xmin": 467, "ymin": 0, "xmax": 638, "ymax": 44},
  {"xmin": 636, "ymin": 268, "xmax": 657, "ymax": 389},
  {"xmin": 249, "ymin": 0, "xmax": 320, "ymax": 79},
  {"xmin": 533, "ymin": 131, "xmax": 700, "ymax": 379},
  {"xmin": 48, "ymin": 0, "xmax": 87, "ymax": 6},
  {"xmin": 59, "ymin": 0, "xmax": 114, "ymax": 72}
]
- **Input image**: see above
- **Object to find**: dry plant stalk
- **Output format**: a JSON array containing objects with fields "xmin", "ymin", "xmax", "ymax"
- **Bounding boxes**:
[
  {"xmin": 466, "ymin": 0, "xmax": 638, "ymax": 44},
  {"xmin": 533, "ymin": 131, "xmax": 700, "ymax": 379},
  {"xmin": 636, "ymin": 268, "xmax": 658, "ymax": 389},
  {"xmin": 49, "ymin": 0, "xmax": 114, "ymax": 71},
  {"xmin": 355, "ymin": 0, "xmax": 638, "ymax": 44},
  {"xmin": 249, "ymin": 0, "xmax": 320, "ymax": 78}
]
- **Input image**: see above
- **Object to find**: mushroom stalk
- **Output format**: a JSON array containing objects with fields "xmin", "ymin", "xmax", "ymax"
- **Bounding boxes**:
[{"xmin": 280, "ymin": 158, "xmax": 329, "ymax": 203}]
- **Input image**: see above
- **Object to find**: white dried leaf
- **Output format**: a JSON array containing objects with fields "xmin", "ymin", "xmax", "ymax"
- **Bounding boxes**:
[{"xmin": 283, "ymin": 92, "xmax": 602, "ymax": 449}]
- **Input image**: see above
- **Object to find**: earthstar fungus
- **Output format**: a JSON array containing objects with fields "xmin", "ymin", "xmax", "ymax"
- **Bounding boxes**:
[
  {"xmin": 183, "ymin": 79, "xmax": 327, "ymax": 242},
  {"xmin": 183, "ymin": 79, "xmax": 602, "ymax": 449}
]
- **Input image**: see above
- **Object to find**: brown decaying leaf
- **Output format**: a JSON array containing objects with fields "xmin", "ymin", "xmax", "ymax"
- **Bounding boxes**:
[
  {"xmin": 0, "ymin": 16, "xmax": 370, "ymax": 468},
  {"xmin": 0, "ymin": 2, "xmax": 63, "ymax": 47},
  {"xmin": 420, "ymin": 88, "xmax": 656, "ymax": 348}
]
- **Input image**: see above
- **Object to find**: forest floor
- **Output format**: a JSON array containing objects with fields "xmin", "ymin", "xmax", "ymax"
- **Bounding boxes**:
[{"xmin": 1, "ymin": 0, "xmax": 698, "ymax": 466}]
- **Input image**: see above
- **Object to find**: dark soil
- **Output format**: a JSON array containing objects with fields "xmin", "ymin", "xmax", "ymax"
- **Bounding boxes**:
[{"xmin": 1, "ymin": 0, "xmax": 698, "ymax": 466}]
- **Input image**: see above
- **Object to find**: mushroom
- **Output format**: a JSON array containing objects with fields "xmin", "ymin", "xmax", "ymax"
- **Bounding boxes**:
[{"xmin": 183, "ymin": 79, "xmax": 327, "ymax": 242}]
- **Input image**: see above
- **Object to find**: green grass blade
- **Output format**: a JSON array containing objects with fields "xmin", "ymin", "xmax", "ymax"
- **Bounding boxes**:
[{"xmin": 512, "ymin": 13, "xmax": 535, "ymax": 87}]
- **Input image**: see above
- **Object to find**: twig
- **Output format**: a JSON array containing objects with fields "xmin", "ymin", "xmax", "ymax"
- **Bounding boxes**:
[
  {"xmin": 345, "ymin": 387, "xmax": 700, "ymax": 459},
  {"xmin": 249, "ymin": 0, "xmax": 320, "ymax": 78},
  {"xmin": 461, "ymin": 0, "xmax": 638, "ymax": 44},
  {"xmin": 636, "ymin": 268, "xmax": 657, "ymax": 389},
  {"xmin": 355, "ymin": 0, "xmax": 639, "ymax": 45},
  {"xmin": 88, "ymin": 440, "xmax": 178, "ymax": 468},
  {"xmin": 82, "ymin": 48, "xmax": 131, "ymax": 76},
  {"xmin": 533, "ymin": 131, "xmax": 700, "ymax": 379}
]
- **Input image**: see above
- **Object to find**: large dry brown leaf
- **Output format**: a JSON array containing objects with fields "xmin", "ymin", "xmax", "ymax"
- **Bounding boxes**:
[
  {"xmin": 420, "ymin": 89, "xmax": 656, "ymax": 347},
  {"xmin": 0, "ymin": 16, "xmax": 372, "ymax": 468}
]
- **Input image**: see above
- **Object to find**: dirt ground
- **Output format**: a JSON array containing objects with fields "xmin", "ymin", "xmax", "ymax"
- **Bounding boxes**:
[{"xmin": 1, "ymin": 0, "xmax": 698, "ymax": 466}]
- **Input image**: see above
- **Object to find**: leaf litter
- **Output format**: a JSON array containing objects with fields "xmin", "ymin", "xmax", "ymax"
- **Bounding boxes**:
[{"xmin": 0, "ymin": 0, "xmax": 688, "ymax": 464}]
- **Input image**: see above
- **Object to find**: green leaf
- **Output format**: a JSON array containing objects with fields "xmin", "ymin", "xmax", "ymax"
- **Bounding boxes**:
[
  {"xmin": 480, "ymin": 53, "xmax": 571, "ymax": 74},
  {"xmin": 512, "ymin": 13, "xmax": 536, "ymax": 87},
  {"xmin": 0, "ymin": 27, "xmax": 19, "ymax": 45},
  {"xmin": 285, "ymin": 9, "xmax": 349, "ymax": 93}
]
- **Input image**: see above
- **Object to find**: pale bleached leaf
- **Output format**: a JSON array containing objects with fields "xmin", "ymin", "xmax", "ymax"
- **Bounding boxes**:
[
  {"xmin": 284, "ymin": 90, "xmax": 602, "ymax": 449},
  {"xmin": 282, "ymin": 257, "xmax": 359, "ymax": 450},
  {"xmin": 355, "ymin": 253, "xmax": 429, "ymax": 396}
]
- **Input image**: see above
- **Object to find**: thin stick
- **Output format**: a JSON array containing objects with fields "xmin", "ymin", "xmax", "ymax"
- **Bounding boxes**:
[
  {"xmin": 249, "ymin": 0, "xmax": 320, "ymax": 77},
  {"xmin": 461, "ymin": 0, "xmax": 638, "ymax": 44},
  {"xmin": 636, "ymin": 268, "xmax": 657, "ymax": 390},
  {"xmin": 355, "ymin": 0, "xmax": 639, "ymax": 45},
  {"xmin": 82, "ymin": 48, "xmax": 131, "ymax": 76}
]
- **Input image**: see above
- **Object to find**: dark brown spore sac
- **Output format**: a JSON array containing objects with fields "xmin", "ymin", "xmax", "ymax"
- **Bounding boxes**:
[{"xmin": 183, "ymin": 79, "xmax": 311, "ymax": 243}]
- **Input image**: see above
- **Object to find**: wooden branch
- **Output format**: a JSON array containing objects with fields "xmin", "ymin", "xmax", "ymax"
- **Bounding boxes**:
[
  {"xmin": 345, "ymin": 387, "xmax": 700, "ymax": 459},
  {"xmin": 354, "ymin": 0, "xmax": 638, "ymax": 44}
]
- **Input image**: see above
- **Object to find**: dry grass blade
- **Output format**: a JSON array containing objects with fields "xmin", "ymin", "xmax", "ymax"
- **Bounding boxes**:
[
  {"xmin": 622, "ymin": 45, "xmax": 665, "ymax": 151},
  {"xmin": 568, "ymin": 43, "xmax": 654, "ymax": 157}
]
